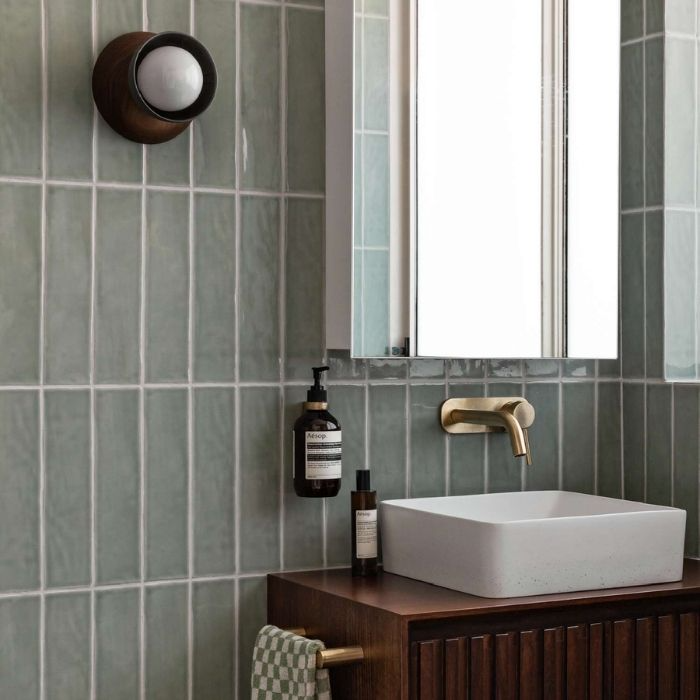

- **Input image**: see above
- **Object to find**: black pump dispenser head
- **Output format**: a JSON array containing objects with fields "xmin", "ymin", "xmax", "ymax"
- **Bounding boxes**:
[
  {"xmin": 356, "ymin": 468, "xmax": 371, "ymax": 491},
  {"xmin": 307, "ymin": 366, "xmax": 329, "ymax": 403}
]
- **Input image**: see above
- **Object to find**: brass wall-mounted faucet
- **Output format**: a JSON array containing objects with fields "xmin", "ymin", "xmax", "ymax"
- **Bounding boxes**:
[{"xmin": 440, "ymin": 397, "xmax": 535, "ymax": 465}]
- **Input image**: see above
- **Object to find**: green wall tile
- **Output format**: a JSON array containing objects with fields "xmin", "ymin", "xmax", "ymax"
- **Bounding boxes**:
[
  {"xmin": 46, "ymin": 0, "xmax": 93, "ymax": 179},
  {"xmin": 410, "ymin": 360, "xmax": 445, "ymax": 379},
  {"xmin": 524, "ymin": 359, "xmax": 560, "ymax": 378},
  {"xmin": 598, "ymin": 383, "xmax": 622, "ymax": 498},
  {"xmin": 645, "ymin": 38, "xmax": 664, "ymax": 207},
  {"xmin": 283, "ymin": 386, "xmax": 324, "ymax": 569},
  {"xmin": 623, "ymin": 383, "xmax": 645, "ymax": 501},
  {"xmin": 563, "ymin": 360, "xmax": 595, "ymax": 378},
  {"xmin": 646, "ymin": 0, "xmax": 664, "ymax": 33},
  {"xmin": 146, "ymin": 389, "xmax": 188, "ymax": 580},
  {"xmin": 326, "ymin": 385, "xmax": 366, "ymax": 566},
  {"xmin": 45, "ymin": 187, "xmax": 91, "ymax": 384},
  {"xmin": 0, "ymin": 0, "xmax": 41, "ymax": 177},
  {"xmin": 194, "ymin": 0, "xmax": 236, "ymax": 188},
  {"xmin": 620, "ymin": 43, "xmax": 644, "ymax": 210},
  {"xmin": 146, "ymin": 585, "xmax": 188, "ymax": 700},
  {"xmin": 287, "ymin": 8, "xmax": 325, "ymax": 192},
  {"xmin": 353, "ymin": 248, "xmax": 364, "ymax": 354},
  {"xmin": 0, "ymin": 391, "xmax": 39, "ymax": 591},
  {"xmin": 369, "ymin": 384, "xmax": 406, "ymax": 501},
  {"xmin": 194, "ymin": 193, "xmax": 236, "ymax": 382},
  {"xmin": 285, "ymin": 199, "xmax": 324, "ymax": 380},
  {"xmin": 45, "ymin": 391, "xmax": 91, "ymax": 588},
  {"xmin": 524, "ymin": 383, "xmax": 560, "ymax": 491},
  {"xmin": 45, "ymin": 593, "xmax": 90, "ymax": 700},
  {"xmin": 95, "ymin": 190, "xmax": 141, "ymax": 384},
  {"xmin": 488, "ymin": 360, "xmax": 523, "ymax": 378},
  {"xmin": 621, "ymin": 214, "xmax": 645, "ymax": 378},
  {"xmin": 621, "ymin": 0, "xmax": 643, "ymax": 41},
  {"xmin": 562, "ymin": 383, "xmax": 595, "ymax": 494},
  {"xmin": 194, "ymin": 388, "xmax": 235, "ymax": 576},
  {"xmin": 193, "ymin": 580, "xmax": 235, "ymax": 699},
  {"xmin": 238, "ymin": 576, "xmax": 267, "ymax": 700},
  {"xmin": 363, "ymin": 250, "xmax": 390, "ymax": 356},
  {"xmin": 96, "ymin": 589, "xmax": 140, "ymax": 700},
  {"xmin": 363, "ymin": 134, "xmax": 389, "ymax": 247},
  {"xmin": 645, "ymin": 211, "xmax": 664, "ymax": 378},
  {"xmin": 240, "ymin": 196, "xmax": 281, "ymax": 381},
  {"xmin": 146, "ymin": 191, "xmax": 189, "ymax": 382},
  {"xmin": 646, "ymin": 384, "xmax": 672, "ymax": 505},
  {"xmin": 0, "ymin": 184, "xmax": 41, "ymax": 384},
  {"xmin": 0, "ymin": 598, "xmax": 39, "ymax": 699},
  {"xmin": 327, "ymin": 351, "xmax": 366, "ymax": 381},
  {"xmin": 447, "ymin": 384, "xmax": 485, "ymax": 495},
  {"xmin": 674, "ymin": 386, "xmax": 699, "ymax": 555},
  {"xmin": 487, "ymin": 383, "xmax": 523, "ymax": 493},
  {"xmin": 448, "ymin": 359, "xmax": 486, "ymax": 379},
  {"xmin": 409, "ymin": 384, "xmax": 446, "ymax": 497},
  {"xmin": 240, "ymin": 4, "xmax": 281, "ymax": 190},
  {"xmin": 96, "ymin": 390, "xmax": 140, "ymax": 584},
  {"xmin": 240, "ymin": 387, "xmax": 281, "ymax": 572},
  {"xmin": 96, "ymin": 0, "xmax": 144, "ymax": 182},
  {"xmin": 362, "ymin": 18, "xmax": 389, "ymax": 131}
]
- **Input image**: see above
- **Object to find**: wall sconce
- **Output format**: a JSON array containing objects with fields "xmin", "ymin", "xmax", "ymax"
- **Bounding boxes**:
[{"xmin": 92, "ymin": 31, "xmax": 217, "ymax": 145}]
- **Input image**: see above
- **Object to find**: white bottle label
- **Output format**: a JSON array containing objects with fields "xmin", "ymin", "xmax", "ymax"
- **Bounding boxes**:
[
  {"xmin": 305, "ymin": 431, "xmax": 342, "ymax": 480},
  {"xmin": 355, "ymin": 509, "xmax": 377, "ymax": 559}
]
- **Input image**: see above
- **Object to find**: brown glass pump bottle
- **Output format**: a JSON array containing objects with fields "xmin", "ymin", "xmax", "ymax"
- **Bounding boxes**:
[
  {"xmin": 293, "ymin": 366, "xmax": 342, "ymax": 498},
  {"xmin": 351, "ymin": 468, "xmax": 378, "ymax": 576}
]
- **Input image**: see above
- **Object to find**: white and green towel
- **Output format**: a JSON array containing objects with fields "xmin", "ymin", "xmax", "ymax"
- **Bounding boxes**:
[{"xmin": 251, "ymin": 625, "xmax": 332, "ymax": 700}]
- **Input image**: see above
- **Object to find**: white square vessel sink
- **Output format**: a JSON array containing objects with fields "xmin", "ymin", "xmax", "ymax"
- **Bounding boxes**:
[{"xmin": 380, "ymin": 491, "xmax": 686, "ymax": 598}]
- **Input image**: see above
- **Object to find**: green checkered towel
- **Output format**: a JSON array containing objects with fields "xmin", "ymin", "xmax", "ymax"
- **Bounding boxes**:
[{"xmin": 251, "ymin": 625, "xmax": 332, "ymax": 700}]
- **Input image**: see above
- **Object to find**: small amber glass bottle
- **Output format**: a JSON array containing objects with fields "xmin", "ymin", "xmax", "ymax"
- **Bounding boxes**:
[{"xmin": 351, "ymin": 468, "xmax": 378, "ymax": 576}]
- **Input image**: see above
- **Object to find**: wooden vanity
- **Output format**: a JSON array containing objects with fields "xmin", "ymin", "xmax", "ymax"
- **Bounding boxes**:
[{"xmin": 268, "ymin": 561, "xmax": 700, "ymax": 699}]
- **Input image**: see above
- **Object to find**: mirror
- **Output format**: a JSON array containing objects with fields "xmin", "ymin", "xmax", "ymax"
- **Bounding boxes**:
[{"xmin": 325, "ymin": 0, "xmax": 620, "ymax": 359}]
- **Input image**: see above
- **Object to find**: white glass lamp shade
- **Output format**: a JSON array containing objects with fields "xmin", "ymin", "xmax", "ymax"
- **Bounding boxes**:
[{"xmin": 136, "ymin": 45, "xmax": 204, "ymax": 112}]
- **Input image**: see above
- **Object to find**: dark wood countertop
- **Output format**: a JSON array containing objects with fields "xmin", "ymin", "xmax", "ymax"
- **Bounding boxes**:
[{"xmin": 269, "ymin": 559, "xmax": 700, "ymax": 622}]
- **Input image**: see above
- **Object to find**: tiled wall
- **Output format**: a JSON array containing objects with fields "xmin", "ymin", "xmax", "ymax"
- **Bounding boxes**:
[{"xmin": 0, "ymin": 1, "xmax": 698, "ymax": 699}]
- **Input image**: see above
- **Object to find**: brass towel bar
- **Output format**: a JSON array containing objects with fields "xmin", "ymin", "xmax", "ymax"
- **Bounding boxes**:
[{"xmin": 284, "ymin": 628, "xmax": 364, "ymax": 669}]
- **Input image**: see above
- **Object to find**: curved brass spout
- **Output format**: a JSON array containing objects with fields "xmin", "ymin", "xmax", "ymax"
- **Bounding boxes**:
[{"xmin": 440, "ymin": 398, "xmax": 535, "ymax": 465}]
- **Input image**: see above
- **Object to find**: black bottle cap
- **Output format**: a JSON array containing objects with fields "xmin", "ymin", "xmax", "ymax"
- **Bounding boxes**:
[
  {"xmin": 356, "ymin": 468, "xmax": 371, "ymax": 491},
  {"xmin": 307, "ymin": 366, "xmax": 329, "ymax": 402}
]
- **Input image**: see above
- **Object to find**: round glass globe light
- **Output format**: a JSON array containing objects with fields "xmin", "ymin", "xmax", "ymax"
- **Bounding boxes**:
[{"xmin": 137, "ymin": 45, "xmax": 204, "ymax": 112}]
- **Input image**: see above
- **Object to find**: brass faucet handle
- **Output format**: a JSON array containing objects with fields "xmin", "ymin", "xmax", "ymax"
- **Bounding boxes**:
[{"xmin": 501, "ymin": 400, "xmax": 536, "ymax": 430}]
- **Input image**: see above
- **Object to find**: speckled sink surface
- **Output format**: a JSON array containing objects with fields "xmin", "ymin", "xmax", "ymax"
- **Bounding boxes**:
[{"xmin": 380, "ymin": 491, "xmax": 686, "ymax": 598}]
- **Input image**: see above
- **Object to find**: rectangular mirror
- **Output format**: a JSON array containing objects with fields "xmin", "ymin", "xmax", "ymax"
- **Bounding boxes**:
[{"xmin": 326, "ymin": 0, "xmax": 620, "ymax": 359}]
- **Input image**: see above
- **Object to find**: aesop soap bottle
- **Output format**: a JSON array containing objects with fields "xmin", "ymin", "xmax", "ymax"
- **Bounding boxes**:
[
  {"xmin": 293, "ymin": 366, "xmax": 342, "ymax": 498},
  {"xmin": 351, "ymin": 468, "xmax": 378, "ymax": 576}
]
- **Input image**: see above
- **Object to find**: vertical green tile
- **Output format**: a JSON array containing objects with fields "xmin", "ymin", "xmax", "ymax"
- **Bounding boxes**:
[
  {"xmin": 45, "ymin": 391, "xmax": 91, "ymax": 588},
  {"xmin": 238, "ymin": 577, "xmax": 267, "ymax": 700},
  {"xmin": 146, "ymin": 586, "xmax": 188, "ymax": 700},
  {"xmin": 353, "ymin": 247, "xmax": 364, "ymax": 355},
  {"xmin": 283, "ymin": 386, "xmax": 323, "ymax": 569},
  {"xmin": 0, "ymin": 0, "xmax": 41, "ymax": 176},
  {"xmin": 447, "ymin": 384, "xmax": 485, "ymax": 495},
  {"xmin": 240, "ymin": 387, "xmax": 280, "ymax": 572},
  {"xmin": 96, "ymin": 390, "xmax": 140, "ymax": 584},
  {"xmin": 146, "ymin": 389, "xmax": 188, "ymax": 580},
  {"xmin": 524, "ymin": 359, "xmax": 560, "ymax": 378},
  {"xmin": 287, "ymin": 8, "xmax": 325, "ymax": 192},
  {"xmin": 285, "ymin": 199, "xmax": 324, "ymax": 380},
  {"xmin": 0, "ymin": 598, "xmax": 39, "ymax": 699},
  {"xmin": 194, "ymin": 388, "xmax": 235, "ymax": 576},
  {"xmin": 45, "ymin": 187, "xmax": 91, "ymax": 384},
  {"xmin": 363, "ymin": 134, "xmax": 389, "ymax": 247},
  {"xmin": 409, "ymin": 385, "xmax": 446, "ymax": 497},
  {"xmin": 646, "ymin": 211, "xmax": 664, "ymax": 378},
  {"xmin": 96, "ymin": 0, "xmax": 144, "ymax": 182},
  {"xmin": 597, "ymin": 383, "xmax": 622, "ymax": 498},
  {"xmin": 562, "ymin": 383, "xmax": 595, "ymax": 494},
  {"xmin": 621, "ymin": 0, "xmax": 643, "ymax": 41},
  {"xmin": 646, "ymin": 384, "xmax": 672, "ymax": 505},
  {"xmin": 146, "ymin": 191, "xmax": 189, "ymax": 382},
  {"xmin": 524, "ymin": 383, "xmax": 560, "ymax": 491},
  {"xmin": 327, "ymin": 350, "xmax": 366, "ymax": 381},
  {"xmin": 486, "ymin": 383, "xmax": 523, "ymax": 493},
  {"xmin": 368, "ymin": 360, "xmax": 406, "ymax": 383},
  {"xmin": 194, "ymin": 193, "xmax": 236, "ymax": 382},
  {"xmin": 563, "ymin": 359, "xmax": 595, "ymax": 378},
  {"xmin": 193, "ymin": 581, "xmax": 235, "ymax": 699},
  {"xmin": 487, "ymin": 360, "xmax": 523, "ymax": 378},
  {"xmin": 145, "ymin": 0, "xmax": 191, "ymax": 185},
  {"xmin": 194, "ymin": 0, "xmax": 236, "ymax": 188},
  {"xmin": 410, "ymin": 360, "xmax": 445, "ymax": 379},
  {"xmin": 240, "ymin": 196, "xmax": 280, "ymax": 381},
  {"xmin": 95, "ymin": 190, "xmax": 141, "ymax": 384},
  {"xmin": 665, "ymin": 38, "xmax": 695, "ymax": 207},
  {"xmin": 645, "ymin": 38, "xmax": 664, "ymax": 207},
  {"xmin": 623, "ymin": 383, "xmax": 645, "ymax": 501},
  {"xmin": 620, "ymin": 43, "xmax": 644, "ymax": 210},
  {"xmin": 0, "ymin": 185, "xmax": 41, "ymax": 383},
  {"xmin": 326, "ymin": 385, "xmax": 366, "ymax": 566},
  {"xmin": 646, "ymin": 0, "xmax": 664, "ymax": 33},
  {"xmin": 621, "ymin": 213, "xmax": 645, "ymax": 378},
  {"xmin": 369, "ymin": 385, "xmax": 406, "ymax": 501},
  {"xmin": 363, "ymin": 250, "xmax": 390, "ymax": 356},
  {"xmin": 96, "ymin": 589, "xmax": 140, "ymax": 700},
  {"xmin": 45, "ymin": 593, "xmax": 90, "ymax": 700},
  {"xmin": 0, "ymin": 391, "xmax": 39, "ymax": 591},
  {"xmin": 47, "ymin": 0, "xmax": 93, "ymax": 179},
  {"xmin": 674, "ymin": 386, "xmax": 699, "ymax": 556},
  {"xmin": 448, "ymin": 359, "xmax": 486, "ymax": 379},
  {"xmin": 240, "ymin": 4, "xmax": 281, "ymax": 190},
  {"xmin": 362, "ymin": 18, "xmax": 389, "ymax": 131}
]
